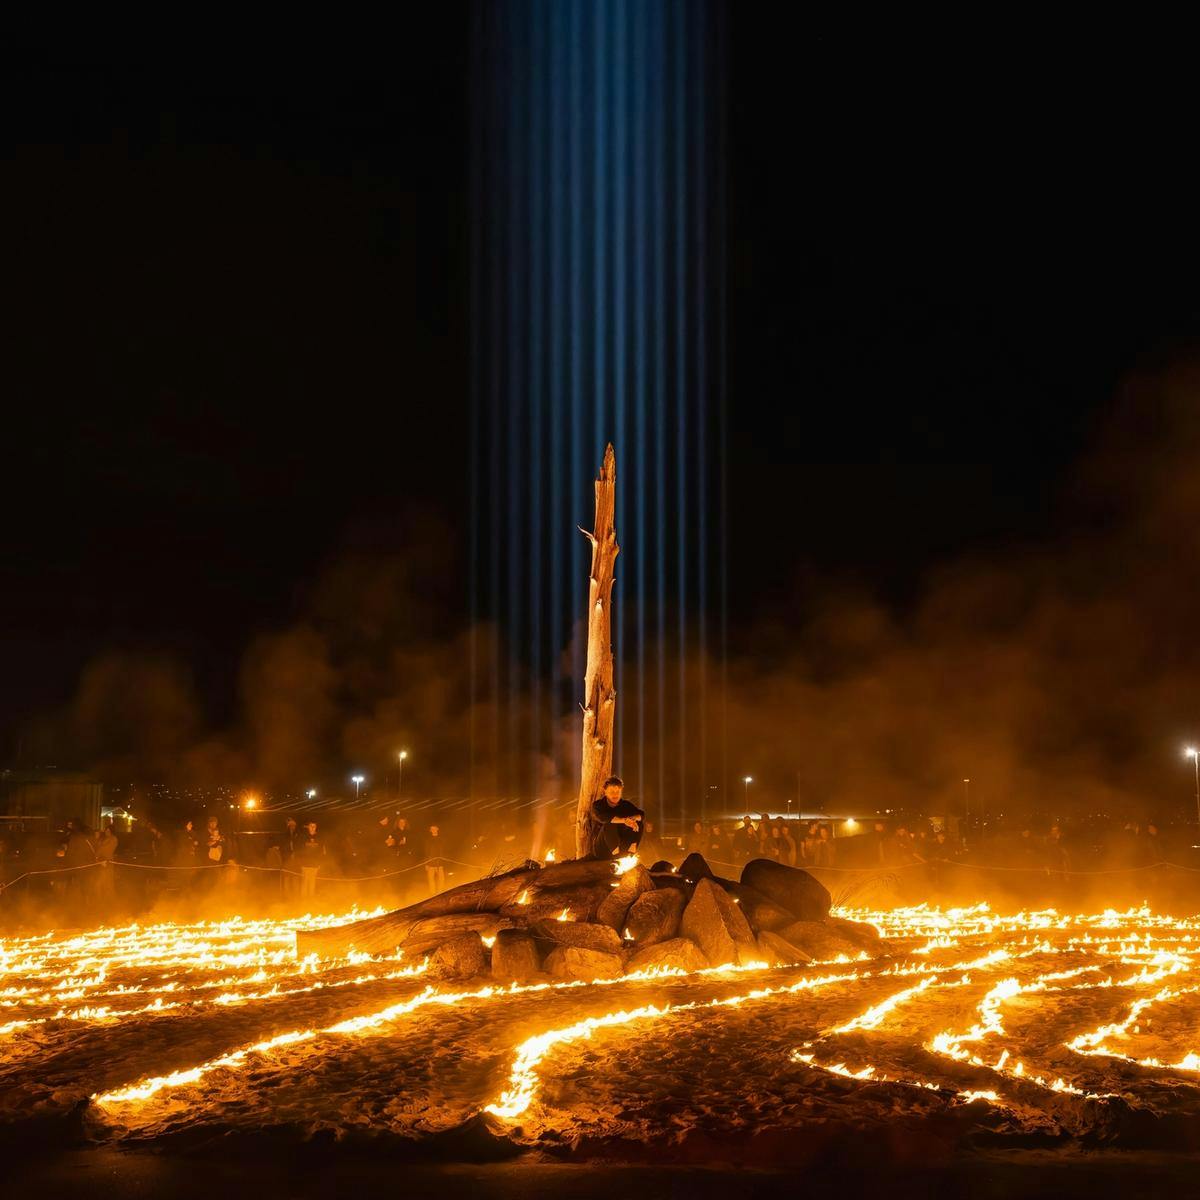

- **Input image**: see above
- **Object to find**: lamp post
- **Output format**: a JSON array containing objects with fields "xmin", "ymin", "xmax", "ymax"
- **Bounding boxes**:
[
  {"xmin": 1186, "ymin": 749, "xmax": 1200, "ymax": 826},
  {"xmin": 398, "ymin": 750, "xmax": 408, "ymax": 804},
  {"xmin": 352, "ymin": 774, "xmax": 364, "ymax": 802},
  {"xmin": 306, "ymin": 788, "xmax": 317, "ymax": 802},
  {"xmin": 743, "ymin": 776, "xmax": 752, "ymax": 808}
]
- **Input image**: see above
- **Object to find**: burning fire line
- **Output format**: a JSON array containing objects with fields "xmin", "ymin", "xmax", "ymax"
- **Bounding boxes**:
[{"xmin": 5, "ymin": 903, "xmax": 1196, "ymax": 1132}]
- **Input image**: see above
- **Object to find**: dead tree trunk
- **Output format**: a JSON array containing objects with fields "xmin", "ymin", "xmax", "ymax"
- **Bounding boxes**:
[{"xmin": 575, "ymin": 444, "xmax": 620, "ymax": 858}]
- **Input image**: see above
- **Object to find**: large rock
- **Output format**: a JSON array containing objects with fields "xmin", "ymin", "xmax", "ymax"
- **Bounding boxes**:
[
  {"xmin": 596, "ymin": 864, "xmax": 655, "ymax": 929},
  {"xmin": 648, "ymin": 860, "xmax": 675, "ymax": 874},
  {"xmin": 778, "ymin": 920, "xmax": 863, "ymax": 961},
  {"xmin": 741, "ymin": 859, "xmax": 831, "ymax": 922},
  {"xmin": 428, "ymin": 933, "xmax": 488, "ymax": 980},
  {"xmin": 680, "ymin": 877, "xmax": 758, "ymax": 967},
  {"xmin": 677, "ymin": 852, "xmax": 715, "ymax": 883},
  {"xmin": 491, "ymin": 929, "xmax": 543, "ymax": 984},
  {"xmin": 544, "ymin": 945, "xmax": 624, "ymax": 982},
  {"xmin": 531, "ymin": 918, "xmax": 624, "ymax": 955},
  {"xmin": 713, "ymin": 880, "xmax": 795, "ymax": 933},
  {"xmin": 756, "ymin": 929, "xmax": 813, "ymax": 966},
  {"xmin": 624, "ymin": 888, "xmax": 685, "ymax": 948},
  {"xmin": 627, "ymin": 937, "xmax": 709, "ymax": 975},
  {"xmin": 825, "ymin": 915, "xmax": 884, "ymax": 953}
]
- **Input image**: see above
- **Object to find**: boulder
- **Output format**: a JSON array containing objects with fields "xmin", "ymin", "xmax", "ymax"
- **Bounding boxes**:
[
  {"xmin": 648, "ymin": 860, "xmax": 675, "ymax": 874},
  {"xmin": 741, "ymin": 859, "xmax": 831, "ymax": 922},
  {"xmin": 428, "ymin": 933, "xmax": 488, "ymax": 980},
  {"xmin": 624, "ymin": 888, "xmax": 685, "ymax": 948},
  {"xmin": 777, "ymin": 920, "xmax": 863, "ymax": 961},
  {"xmin": 712, "ymin": 879, "xmax": 795, "ymax": 933},
  {"xmin": 825, "ymin": 915, "xmax": 884, "ymax": 953},
  {"xmin": 677, "ymin": 852, "xmax": 715, "ymax": 883},
  {"xmin": 531, "ymin": 918, "xmax": 624, "ymax": 955},
  {"xmin": 544, "ymin": 945, "xmax": 624, "ymax": 982},
  {"xmin": 680, "ymin": 877, "xmax": 758, "ymax": 967},
  {"xmin": 627, "ymin": 937, "xmax": 709, "ymax": 975},
  {"xmin": 596, "ymin": 863, "xmax": 655, "ymax": 929},
  {"xmin": 491, "ymin": 929, "xmax": 543, "ymax": 984},
  {"xmin": 756, "ymin": 929, "xmax": 813, "ymax": 966}
]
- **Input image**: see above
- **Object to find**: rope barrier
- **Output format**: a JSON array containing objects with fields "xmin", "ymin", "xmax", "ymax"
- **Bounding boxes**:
[
  {"xmin": 3, "ymin": 851, "xmax": 1199, "ymax": 895},
  {"xmin": 0, "ymin": 855, "xmax": 489, "ymax": 893}
]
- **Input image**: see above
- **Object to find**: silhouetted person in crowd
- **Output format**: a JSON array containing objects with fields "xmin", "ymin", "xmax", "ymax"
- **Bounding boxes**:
[
  {"xmin": 296, "ymin": 820, "xmax": 325, "ymax": 899},
  {"xmin": 1018, "ymin": 828, "xmax": 1039, "ymax": 869},
  {"xmin": 590, "ymin": 776, "xmax": 644, "ymax": 858},
  {"xmin": 423, "ymin": 823, "xmax": 447, "ymax": 894},
  {"xmin": 706, "ymin": 823, "xmax": 731, "ymax": 863},
  {"xmin": 773, "ymin": 820, "xmax": 797, "ymax": 866},
  {"xmin": 1143, "ymin": 822, "xmax": 1162, "ymax": 865},
  {"xmin": 94, "ymin": 820, "xmax": 119, "ymax": 902},
  {"xmin": 732, "ymin": 816, "xmax": 757, "ymax": 863},
  {"xmin": 868, "ymin": 821, "xmax": 888, "ymax": 866},
  {"xmin": 924, "ymin": 829, "xmax": 950, "ymax": 887},
  {"xmin": 800, "ymin": 822, "xmax": 821, "ymax": 866},
  {"xmin": 686, "ymin": 821, "xmax": 707, "ymax": 855},
  {"xmin": 205, "ymin": 817, "xmax": 227, "ymax": 864},
  {"xmin": 638, "ymin": 818, "xmax": 663, "ymax": 865},
  {"xmin": 1045, "ymin": 824, "xmax": 1070, "ymax": 880}
]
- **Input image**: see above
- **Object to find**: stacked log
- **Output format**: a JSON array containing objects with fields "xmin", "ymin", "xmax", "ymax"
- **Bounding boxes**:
[{"xmin": 295, "ymin": 855, "xmax": 877, "ymax": 984}]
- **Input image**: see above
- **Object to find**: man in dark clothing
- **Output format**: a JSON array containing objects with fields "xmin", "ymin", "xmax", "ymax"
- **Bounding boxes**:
[{"xmin": 590, "ymin": 776, "xmax": 644, "ymax": 858}]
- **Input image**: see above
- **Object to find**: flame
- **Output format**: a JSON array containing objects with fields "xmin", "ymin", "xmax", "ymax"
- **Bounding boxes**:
[
  {"xmin": 613, "ymin": 854, "xmax": 639, "ymax": 875},
  {"xmin": 544, "ymin": 849, "xmax": 556, "ymax": 863},
  {"xmin": 555, "ymin": 909, "xmax": 571, "ymax": 922},
  {"xmin": 515, "ymin": 890, "xmax": 530, "ymax": 905}
]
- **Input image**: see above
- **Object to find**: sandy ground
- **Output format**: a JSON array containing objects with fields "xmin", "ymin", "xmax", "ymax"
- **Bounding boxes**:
[{"xmin": 3, "ymin": 904, "xmax": 1200, "ymax": 1174}]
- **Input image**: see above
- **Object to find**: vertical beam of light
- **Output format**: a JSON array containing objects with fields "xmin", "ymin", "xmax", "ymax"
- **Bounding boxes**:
[
  {"xmin": 506, "ymin": 5, "xmax": 525, "ymax": 799},
  {"xmin": 487, "ymin": 0, "xmax": 504, "ymax": 802},
  {"xmin": 549, "ymin": 0, "xmax": 564, "ymax": 797},
  {"xmin": 569, "ymin": 0, "xmax": 584, "ymax": 792},
  {"xmin": 694, "ymin": 5, "xmax": 708, "ymax": 822},
  {"xmin": 468, "ymin": 0, "xmax": 482, "ymax": 807},
  {"xmin": 529, "ymin": 1, "xmax": 545, "ymax": 804},
  {"xmin": 651, "ymin": 0, "xmax": 667, "ymax": 821},
  {"xmin": 674, "ymin": 0, "xmax": 688, "ymax": 828},
  {"xmin": 632, "ymin": 4, "xmax": 647, "ymax": 805},
  {"xmin": 716, "ymin": 0, "xmax": 729, "ymax": 813},
  {"xmin": 471, "ymin": 0, "xmax": 723, "ymax": 821},
  {"xmin": 613, "ymin": 0, "xmax": 627, "ymax": 773},
  {"xmin": 592, "ymin": 0, "xmax": 607, "ymax": 457}
]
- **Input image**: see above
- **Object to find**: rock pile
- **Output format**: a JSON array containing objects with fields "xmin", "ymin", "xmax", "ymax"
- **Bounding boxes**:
[{"xmin": 296, "ymin": 855, "xmax": 881, "ymax": 983}]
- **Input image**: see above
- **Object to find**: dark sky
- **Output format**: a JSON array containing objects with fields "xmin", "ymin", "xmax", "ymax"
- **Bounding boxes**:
[{"xmin": 6, "ymin": 19, "xmax": 1200, "ymax": 792}]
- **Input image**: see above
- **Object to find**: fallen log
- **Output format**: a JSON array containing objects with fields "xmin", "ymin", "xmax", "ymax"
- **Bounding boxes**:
[{"xmin": 297, "ymin": 907, "xmax": 513, "ymax": 959}]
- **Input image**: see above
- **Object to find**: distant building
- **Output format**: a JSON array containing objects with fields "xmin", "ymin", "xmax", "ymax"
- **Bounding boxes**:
[{"xmin": 0, "ymin": 769, "xmax": 103, "ymax": 833}]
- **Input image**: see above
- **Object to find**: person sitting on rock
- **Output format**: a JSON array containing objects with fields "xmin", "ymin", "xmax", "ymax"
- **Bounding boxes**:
[{"xmin": 591, "ymin": 776, "xmax": 644, "ymax": 858}]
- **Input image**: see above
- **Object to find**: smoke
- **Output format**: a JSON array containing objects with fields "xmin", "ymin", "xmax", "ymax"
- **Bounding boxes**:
[{"xmin": 23, "ymin": 359, "xmax": 1200, "ymax": 823}]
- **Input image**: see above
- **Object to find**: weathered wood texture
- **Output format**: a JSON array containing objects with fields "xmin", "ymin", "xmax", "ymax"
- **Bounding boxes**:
[{"xmin": 575, "ymin": 444, "xmax": 620, "ymax": 858}]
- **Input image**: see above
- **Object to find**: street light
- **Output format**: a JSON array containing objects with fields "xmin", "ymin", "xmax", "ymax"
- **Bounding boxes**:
[
  {"xmin": 306, "ymin": 789, "xmax": 317, "ymax": 801},
  {"xmin": 1185, "ymin": 749, "xmax": 1200, "ymax": 826},
  {"xmin": 398, "ymin": 750, "xmax": 408, "ymax": 803},
  {"xmin": 352, "ymin": 774, "xmax": 365, "ymax": 801},
  {"xmin": 743, "ymin": 776, "xmax": 753, "ymax": 808}
]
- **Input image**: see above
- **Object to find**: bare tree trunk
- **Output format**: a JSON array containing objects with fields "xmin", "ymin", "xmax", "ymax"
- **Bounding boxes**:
[{"xmin": 575, "ymin": 444, "xmax": 620, "ymax": 858}]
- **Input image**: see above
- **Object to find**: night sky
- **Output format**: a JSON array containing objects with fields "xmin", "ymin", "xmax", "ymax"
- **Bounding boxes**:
[{"xmin": 7, "ymin": 19, "xmax": 1200, "ymax": 814}]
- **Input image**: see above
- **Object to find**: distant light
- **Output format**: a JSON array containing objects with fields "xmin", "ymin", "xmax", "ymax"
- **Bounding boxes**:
[
  {"xmin": 845, "ymin": 818, "xmax": 859, "ymax": 830},
  {"xmin": 351, "ymin": 775, "xmax": 365, "ymax": 784},
  {"xmin": 244, "ymin": 796, "xmax": 258, "ymax": 810},
  {"xmin": 399, "ymin": 751, "xmax": 408, "ymax": 761},
  {"xmin": 306, "ymin": 789, "xmax": 317, "ymax": 800},
  {"xmin": 744, "ymin": 776, "xmax": 753, "ymax": 784},
  {"xmin": 1187, "ymin": 748, "xmax": 1198, "ymax": 760}
]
